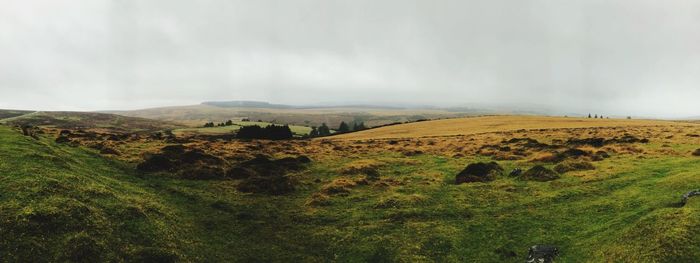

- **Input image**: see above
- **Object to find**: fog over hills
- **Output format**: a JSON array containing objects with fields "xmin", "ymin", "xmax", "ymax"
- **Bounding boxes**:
[{"xmin": 1, "ymin": 1, "xmax": 699, "ymax": 118}]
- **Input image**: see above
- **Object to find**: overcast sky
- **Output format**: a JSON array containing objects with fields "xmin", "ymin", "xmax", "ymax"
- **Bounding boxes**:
[{"xmin": 1, "ymin": 0, "xmax": 699, "ymax": 117}]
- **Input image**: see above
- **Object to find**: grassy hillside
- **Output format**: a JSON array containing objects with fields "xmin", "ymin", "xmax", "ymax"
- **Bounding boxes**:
[
  {"xmin": 0, "ymin": 125, "xmax": 181, "ymax": 261},
  {"xmin": 331, "ymin": 115, "xmax": 690, "ymax": 140},
  {"xmin": 0, "ymin": 111, "xmax": 183, "ymax": 133},
  {"xmin": 2, "ymin": 115, "xmax": 700, "ymax": 261}
]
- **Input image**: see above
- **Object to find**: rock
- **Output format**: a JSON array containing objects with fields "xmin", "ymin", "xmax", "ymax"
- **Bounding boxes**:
[
  {"xmin": 521, "ymin": 166, "xmax": 560, "ymax": 181},
  {"xmin": 526, "ymin": 245, "xmax": 559, "ymax": 263},
  {"xmin": 55, "ymin": 136, "xmax": 71, "ymax": 144},
  {"xmin": 509, "ymin": 168, "xmax": 523, "ymax": 177},
  {"xmin": 692, "ymin": 149, "xmax": 700, "ymax": 156},
  {"xmin": 554, "ymin": 161, "xmax": 595, "ymax": 174},
  {"xmin": 455, "ymin": 162, "xmax": 503, "ymax": 184},
  {"xmin": 681, "ymin": 190, "xmax": 700, "ymax": 206}
]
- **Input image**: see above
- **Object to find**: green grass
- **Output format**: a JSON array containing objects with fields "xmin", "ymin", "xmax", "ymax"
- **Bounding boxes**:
[
  {"xmin": 1, "ymin": 124, "xmax": 699, "ymax": 262},
  {"xmin": 173, "ymin": 121, "xmax": 312, "ymax": 136}
]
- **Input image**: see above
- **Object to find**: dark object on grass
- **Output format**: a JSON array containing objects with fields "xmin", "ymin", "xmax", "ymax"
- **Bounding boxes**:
[
  {"xmin": 566, "ymin": 137, "xmax": 605, "ymax": 147},
  {"xmin": 509, "ymin": 168, "xmax": 523, "ymax": 177},
  {"xmin": 230, "ymin": 155, "xmax": 311, "ymax": 194},
  {"xmin": 137, "ymin": 145, "xmax": 225, "ymax": 176},
  {"xmin": 681, "ymin": 190, "xmax": 700, "ymax": 206},
  {"xmin": 99, "ymin": 147, "xmax": 121, "ymax": 155},
  {"xmin": 55, "ymin": 136, "xmax": 71, "ymax": 143},
  {"xmin": 455, "ymin": 162, "xmax": 503, "ymax": 184},
  {"xmin": 236, "ymin": 124, "xmax": 293, "ymax": 140},
  {"xmin": 692, "ymin": 149, "xmax": 700, "ymax": 156},
  {"xmin": 554, "ymin": 161, "xmax": 595, "ymax": 174},
  {"xmin": 526, "ymin": 245, "xmax": 559, "ymax": 263},
  {"xmin": 521, "ymin": 166, "xmax": 560, "ymax": 181}
]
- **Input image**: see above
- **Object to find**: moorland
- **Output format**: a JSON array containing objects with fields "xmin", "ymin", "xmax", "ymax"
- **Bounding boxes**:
[{"xmin": 1, "ymin": 107, "xmax": 699, "ymax": 262}]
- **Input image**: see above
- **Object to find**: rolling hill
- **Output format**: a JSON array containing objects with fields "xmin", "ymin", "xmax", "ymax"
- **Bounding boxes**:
[
  {"xmin": 329, "ymin": 115, "xmax": 693, "ymax": 140},
  {"xmin": 105, "ymin": 102, "xmax": 479, "ymax": 128},
  {"xmin": 2, "ymin": 114, "xmax": 700, "ymax": 261},
  {"xmin": 0, "ymin": 109, "xmax": 34, "ymax": 120},
  {"xmin": 0, "ymin": 111, "xmax": 183, "ymax": 133}
]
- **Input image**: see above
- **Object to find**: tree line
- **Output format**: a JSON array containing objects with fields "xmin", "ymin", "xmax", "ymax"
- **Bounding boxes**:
[
  {"xmin": 237, "ymin": 125, "xmax": 293, "ymax": 140},
  {"xmin": 308, "ymin": 121, "xmax": 366, "ymax": 137},
  {"xmin": 203, "ymin": 120, "xmax": 235, "ymax": 127}
]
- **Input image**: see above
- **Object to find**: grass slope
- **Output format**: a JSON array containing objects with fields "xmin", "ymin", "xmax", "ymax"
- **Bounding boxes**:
[
  {"xmin": 0, "ymin": 125, "xmax": 180, "ymax": 261},
  {"xmin": 1, "ymin": 124, "xmax": 699, "ymax": 261},
  {"xmin": 331, "ymin": 115, "xmax": 694, "ymax": 140}
]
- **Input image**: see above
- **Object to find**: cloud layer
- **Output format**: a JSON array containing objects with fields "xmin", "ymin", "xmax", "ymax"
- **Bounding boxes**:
[{"xmin": 1, "ymin": 0, "xmax": 698, "ymax": 117}]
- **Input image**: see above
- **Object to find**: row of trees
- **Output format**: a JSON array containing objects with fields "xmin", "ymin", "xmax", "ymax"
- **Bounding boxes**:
[
  {"xmin": 203, "ymin": 120, "xmax": 235, "ymax": 127},
  {"xmin": 237, "ymin": 125, "xmax": 293, "ymax": 140},
  {"xmin": 587, "ymin": 114, "xmax": 607, "ymax": 119},
  {"xmin": 308, "ymin": 121, "xmax": 367, "ymax": 137}
]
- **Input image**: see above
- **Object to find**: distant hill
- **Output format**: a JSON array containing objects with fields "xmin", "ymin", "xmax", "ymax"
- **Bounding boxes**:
[
  {"xmin": 202, "ymin": 101, "xmax": 294, "ymax": 109},
  {"xmin": 0, "ymin": 111, "xmax": 183, "ymax": 133},
  {"xmin": 329, "ymin": 115, "xmax": 696, "ymax": 140},
  {"xmin": 107, "ymin": 103, "xmax": 478, "ymax": 128},
  {"xmin": 0, "ymin": 109, "xmax": 34, "ymax": 120}
]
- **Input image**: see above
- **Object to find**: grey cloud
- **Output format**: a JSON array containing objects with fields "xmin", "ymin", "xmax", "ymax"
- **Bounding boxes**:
[{"xmin": 0, "ymin": 0, "xmax": 698, "ymax": 117}]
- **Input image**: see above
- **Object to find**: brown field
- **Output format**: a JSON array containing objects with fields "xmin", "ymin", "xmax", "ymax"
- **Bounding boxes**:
[{"xmin": 330, "ymin": 115, "xmax": 693, "ymax": 140}]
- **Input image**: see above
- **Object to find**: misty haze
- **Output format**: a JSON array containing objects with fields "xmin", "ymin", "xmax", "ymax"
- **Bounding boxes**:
[{"xmin": 1, "ymin": 1, "xmax": 699, "ymax": 262}]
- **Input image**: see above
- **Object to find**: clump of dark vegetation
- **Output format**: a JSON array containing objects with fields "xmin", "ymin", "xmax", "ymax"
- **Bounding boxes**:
[
  {"xmin": 236, "ymin": 124, "xmax": 293, "ymax": 140},
  {"xmin": 455, "ymin": 162, "xmax": 503, "ymax": 184},
  {"xmin": 137, "ymin": 145, "xmax": 226, "ymax": 179},
  {"xmin": 554, "ymin": 161, "xmax": 595, "ymax": 174},
  {"xmin": 520, "ymin": 166, "xmax": 559, "ymax": 181},
  {"xmin": 230, "ymin": 155, "xmax": 311, "ymax": 195},
  {"xmin": 566, "ymin": 134, "xmax": 648, "ymax": 147},
  {"xmin": 692, "ymin": 149, "xmax": 700, "ymax": 156}
]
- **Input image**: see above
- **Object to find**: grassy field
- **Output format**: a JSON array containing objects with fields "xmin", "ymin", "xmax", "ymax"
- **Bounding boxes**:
[
  {"xmin": 1, "ymin": 115, "xmax": 700, "ymax": 262},
  {"xmin": 172, "ymin": 121, "xmax": 312, "ymax": 136},
  {"xmin": 331, "ymin": 115, "xmax": 688, "ymax": 140}
]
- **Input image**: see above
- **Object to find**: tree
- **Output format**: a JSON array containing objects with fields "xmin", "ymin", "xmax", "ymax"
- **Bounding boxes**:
[
  {"xmin": 352, "ymin": 122, "xmax": 367, "ymax": 131},
  {"xmin": 225, "ymin": 120, "xmax": 233, "ymax": 126},
  {"xmin": 309, "ymin": 126, "xmax": 319, "ymax": 137},
  {"xmin": 588, "ymin": 113, "xmax": 592, "ymax": 118},
  {"xmin": 236, "ymin": 124, "xmax": 293, "ymax": 140},
  {"xmin": 338, "ymin": 121, "xmax": 350, "ymax": 133},
  {"xmin": 203, "ymin": 122, "xmax": 215, "ymax": 128},
  {"xmin": 318, "ymin": 123, "xmax": 331, "ymax": 136},
  {"xmin": 594, "ymin": 114, "xmax": 598, "ymax": 118}
]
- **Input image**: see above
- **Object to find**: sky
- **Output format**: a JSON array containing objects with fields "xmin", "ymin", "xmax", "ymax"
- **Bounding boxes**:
[{"xmin": 0, "ymin": 0, "xmax": 699, "ymax": 118}]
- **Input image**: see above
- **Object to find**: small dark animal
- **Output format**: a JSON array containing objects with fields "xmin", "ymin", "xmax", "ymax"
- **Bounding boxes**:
[
  {"xmin": 681, "ymin": 190, "xmax": 700, "ymax": 206},
  {"xmin": 526, "ymin": 245, "xmax": 559, "ymax": 263},
  {"xmin": 509, "ymin": 168, "xmax": 523, "ymax": 177}
]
